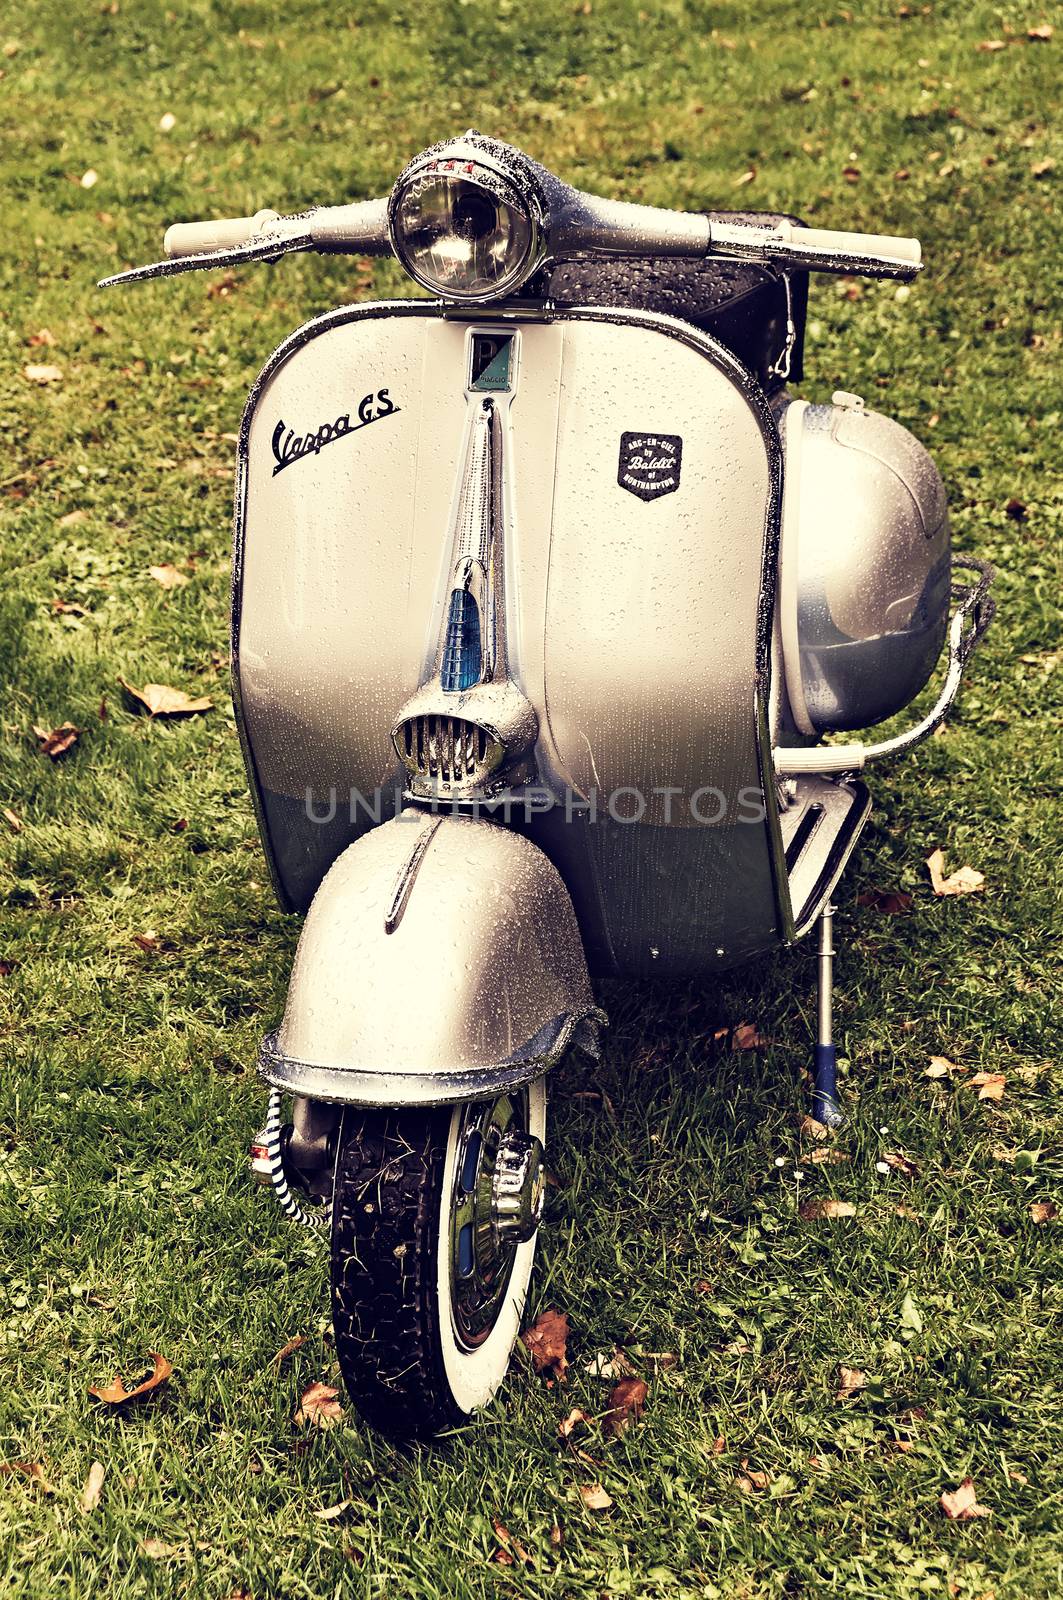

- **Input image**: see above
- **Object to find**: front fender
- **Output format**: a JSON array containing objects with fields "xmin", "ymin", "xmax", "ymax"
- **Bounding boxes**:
[{"xmin": 259, "ymin": 810, "xmax": 604, "ymax": 1106}]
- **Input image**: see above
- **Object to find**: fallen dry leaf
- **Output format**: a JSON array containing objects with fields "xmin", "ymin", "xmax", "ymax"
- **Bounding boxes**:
[
  {"xmin": 3, "ymin": 808, "xmax": 21, "ymax": 832},
  {"xmin": 971, "ymin": 1071, "xmax": 1006, "ymax": 1104},
  {"xmin": 314, "ymin": 1500, "xmax": 351, "ymax": 1522},
  {"xmin": 0, "ymin": 1461, "xmax": 55, "ymax": 1494},
  {"xmin": 926, "ymin": 1055, "xmax": 965, "ymax": 1078},
  {"xmin": 1031, "ymin": 159, "xmax": 1056, "ymax": 178},
  {"xmin": 732, "ymin": 1022, "xmax": 767, "ymax": 1050},
  {"xmin": 577, "ymin": 1482, "xmax": 613, "ymax": 1510},
  {"xmin": 28, "ymin": 328, "xmax": 57, "ymax": 347},
  {"xmin": 711, "ymin": 1435, "xmax": 726, "ymax": 1455},
  {"xmin": 857, "ymin": 888, "xmax": 914, "ymax": 915},
  {"xmin": 799, "ymin": 1114, "xmax": 830, "ymax": 1142},
  {"xmin": 140, "ymin": 1539, "xmax": 181, "ymax": 1559},
  {"xmin": 558, "ymin": 1407, "xmax": 591, "ymax": 1440},
  {"xmin": 940, "ymin": 1477, "xmax": 990, "ymax": 1519},
  {"xmin": 882, "ymin": 1152, "xmax": 920, "ymax": 1177},
  {"xmin": 584, "ymin": 1348, "xmax": 635, "ymax": 1381},
  {"xmin": 736, "ymin": 1459, "xmax": 772, "ymax": 1492},
  {"xmin": 976, "ymin": 38, "xmax": 1007, "ymax": 52},
  {"xmin": 640, "ymin": 1350, "xmax": 677, "ymax": 1372},
  {"xmin": 58, "ymin": 509, "xmax": 88, "ymax": 527},
  {"xmin": 1028, "ymin": 23, "xmax": 1053, "ymax": 40},
  {"xmin": 1030, "ymin": 1201, "xmax": 1057, "ymax": 1224},
  {"xmin": 81, "ymin": 1460, "xmax": 105, "ymax": 1512},
  {"xmin": 149, "ymin": 564, "xmax": 190, "ymax": 590},
  {"xmin": 33, "ymin": 722, "xmax": 79, "ymax": 758},
  {"xmin": 603, "ymin": 1377, "xmax": 649, "ymax": 1438},
  {"xmin": 837, "ymin": 1366, "xmax": 868, "ymax": 1400},
  {"xmin": 89, "ymin": 1351, "xmax": 172, "ymax": 1407},
  {"xmin": 1007, "ymin": 1465, "xmax": 1030, "ymax": 1484},
  {"xmin": 52, "ymin": 598, "xmax": 87, "ymax": 616},
  {"xmin": 522, "ymin": 1309, "xmax": 569, "ymax": 1381},
  {"xmin": 926, "ymin": 848, "xmax": 985, "ymax": 897},
  {"xmin": 24, "ymin": 363, "xmax": 63, "ymax": 384},
  {"xmin": 294, "ymin": 1381, "xmax": 344, "ymax": 1429},
  {"xmin": 118, "ymin": 678, "xmax": 213, "ymax": 717},
  {"xmin": 800, "ymin": 1198, "xmax": 857, "ymax": 1220},
  {"xmin": 271, "ymin": 1335, "xmax": 305, "ymax": 1367},
  {"xmin": 133, "ymin": 932, "xmax": 161, "ymax": 952},
  {"xmin": 492, "ymin": 1517, "xmax": 533, "ymax": 1565},
  {"xmin": 695, "ymin": 1279, "xmax": 713, "ymax": 1295},
  {"xmin": 810, "ymin": 1147, "xmax": 850, "ymax": 1165},
  {"xmin": 733, "ymin": 167, "xmax": 756, "ymax": 186}
]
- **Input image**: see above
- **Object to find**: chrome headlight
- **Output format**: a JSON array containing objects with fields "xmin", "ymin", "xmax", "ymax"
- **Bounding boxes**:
[{"xmin": 388, "ymin": 147, "xmax": 545, "ymax": 301}]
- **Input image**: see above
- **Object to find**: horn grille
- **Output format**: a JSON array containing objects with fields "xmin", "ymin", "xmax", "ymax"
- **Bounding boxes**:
[{"xmin": 395, "ymin": 713, "xmax": 505, "ymax": 798}]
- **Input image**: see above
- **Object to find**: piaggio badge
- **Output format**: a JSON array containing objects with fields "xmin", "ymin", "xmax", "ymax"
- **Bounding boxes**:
[{"xmin": 617, "ymin": 431, "xmax": 683, "ymax": 501}]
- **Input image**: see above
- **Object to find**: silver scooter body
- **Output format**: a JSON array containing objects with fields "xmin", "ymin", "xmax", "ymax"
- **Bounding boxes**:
[{"xmin": 101, "ymin": 132, "xmax": 993, "ymax": 1436}]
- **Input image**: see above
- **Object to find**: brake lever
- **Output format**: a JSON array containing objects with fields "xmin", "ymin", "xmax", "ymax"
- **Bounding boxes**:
[{"xmin": 98, "ymin": 230, "xmax": 315, "ymax": 288}]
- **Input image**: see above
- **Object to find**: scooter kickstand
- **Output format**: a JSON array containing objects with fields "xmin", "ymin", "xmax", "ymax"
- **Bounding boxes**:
[{"xmin": 810, "ymin": 902, "xmax": 844, "ymax": 1128}]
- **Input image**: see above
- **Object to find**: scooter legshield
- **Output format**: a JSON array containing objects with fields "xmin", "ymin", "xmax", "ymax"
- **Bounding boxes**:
[{"xmin": 258, "ymin": 810, "xmax": 603, "ymax": 1107}]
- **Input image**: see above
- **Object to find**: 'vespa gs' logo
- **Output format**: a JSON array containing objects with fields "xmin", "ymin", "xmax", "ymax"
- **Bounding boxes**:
[
  {"xmin": 617, "ymin": 431, "xmax": 683, "ymax": 501},
  {"xmin": 271, "ymin": 389, "xmax": 398, "ymax": 476}
]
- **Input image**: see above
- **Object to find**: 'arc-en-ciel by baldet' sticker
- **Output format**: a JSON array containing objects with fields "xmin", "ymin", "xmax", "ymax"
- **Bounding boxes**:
[
  {"xmin": 617, "ymin": 431, "xmax": 683, "ymax": 501},
  {"xmin": 271, "ymin": 389, "xmax": 399, "ymax": 476}
]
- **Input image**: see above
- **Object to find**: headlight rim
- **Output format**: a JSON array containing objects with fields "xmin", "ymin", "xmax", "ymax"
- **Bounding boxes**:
[{"xmin": 387, "ymin": 138, "xmax": 548, "ymax": 303}]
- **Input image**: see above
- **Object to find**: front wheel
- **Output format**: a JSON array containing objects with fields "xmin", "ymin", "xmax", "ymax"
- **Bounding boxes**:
[{"xmin": 330, "ymin": 1080, "xmax": 547, "ymax": 1438}]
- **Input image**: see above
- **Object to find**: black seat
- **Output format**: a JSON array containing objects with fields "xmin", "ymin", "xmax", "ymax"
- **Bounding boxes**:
[{"xmin": 546, "ymin": 211, "xmax": 809, "ymax": 394}]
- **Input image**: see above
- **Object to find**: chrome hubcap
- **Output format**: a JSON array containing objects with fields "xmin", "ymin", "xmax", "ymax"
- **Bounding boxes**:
[
  {"xmin": 448, "ymin": 1091, "xmax": 543, "ymax": 1351},
  {"xmin": 491, "ymin": 1128, "xmax": 545, "ymax": 1244}
]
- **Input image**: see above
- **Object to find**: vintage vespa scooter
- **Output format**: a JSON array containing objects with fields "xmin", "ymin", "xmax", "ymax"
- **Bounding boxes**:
[{"xmin": 102, "ymin": 132, "xmax": 992, "ymax": 1437}]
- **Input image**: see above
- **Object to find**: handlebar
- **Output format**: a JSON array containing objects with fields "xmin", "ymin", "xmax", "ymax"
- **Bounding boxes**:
[{"xmin": 99, "ymin": 137, "xmax": 923, "ymax": 290}]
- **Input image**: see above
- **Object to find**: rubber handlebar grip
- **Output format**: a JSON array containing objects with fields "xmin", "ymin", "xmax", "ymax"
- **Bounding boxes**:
[
  {"xmin": 794, "ymin": 226, "xmax": 921, "ymax": 267},
  {"xmin": 164, "ymin": 210, "xmax": 279, "ymax": 258}
]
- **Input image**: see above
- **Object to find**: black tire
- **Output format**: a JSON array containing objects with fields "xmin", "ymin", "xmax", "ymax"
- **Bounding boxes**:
[
  {"xmin": 330, "ymin": 1083, "xmax": 546, "ymax": 1439},
  {"xmin": 330, "ymin": 1105, "xmax": 458, "ymax": 1436}
]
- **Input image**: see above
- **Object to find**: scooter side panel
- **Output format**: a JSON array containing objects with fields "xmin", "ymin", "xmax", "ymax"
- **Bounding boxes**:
[
  {"xmin": 540, "ymin": 319, "xmax": 770, "ymax": 821},
  {"xmin": 527, "ymin": 314, "xmax": 785, "ymax": 977}
]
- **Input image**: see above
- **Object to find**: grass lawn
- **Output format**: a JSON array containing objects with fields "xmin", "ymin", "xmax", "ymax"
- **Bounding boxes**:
[{"xmin": 1, "ymin": 1, "xmax": 1061, "ymax": 1595}]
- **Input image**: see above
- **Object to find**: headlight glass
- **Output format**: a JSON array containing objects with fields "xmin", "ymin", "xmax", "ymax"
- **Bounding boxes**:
[{"xmin": 391, "ymin": 162, "xmax": 537, "ymax": 299}]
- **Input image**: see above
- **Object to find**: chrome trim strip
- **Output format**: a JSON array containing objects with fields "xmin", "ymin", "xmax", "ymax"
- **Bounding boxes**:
[
  {"xmin": 257, "ymin": 1007, "xmax": 606, "ymax": 1108},
  {"xmin": 383, "ymin": 812, "xmax": 443, "ymax": 934},
  {"xmin": 778, "ymin": 398, "xmax": 816, "ymax": 737}
]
